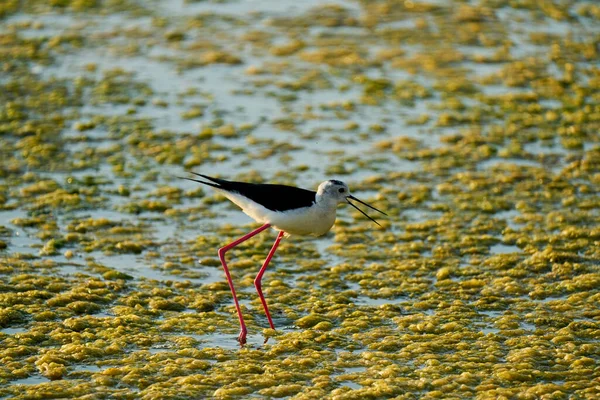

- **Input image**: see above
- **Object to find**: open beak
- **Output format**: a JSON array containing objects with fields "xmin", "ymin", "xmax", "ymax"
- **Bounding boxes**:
[{"xmin": 346, "ymin": 195, "xmax": 387, "ymax": 227}]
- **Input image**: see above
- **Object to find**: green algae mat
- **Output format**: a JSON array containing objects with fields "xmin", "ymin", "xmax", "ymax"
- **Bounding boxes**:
[{"xmin": 1, "ymin": 0, "xmax": 599, "ymax": 398}]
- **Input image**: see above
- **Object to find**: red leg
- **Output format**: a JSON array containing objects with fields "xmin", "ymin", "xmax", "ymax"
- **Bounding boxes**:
[
  {"xmin": 218, "ymin": 223, "xmax": 271, "ymax": 344},
  {"xmin": 254, "ymin": 230, "xmax": 284, "ymax": 330}
]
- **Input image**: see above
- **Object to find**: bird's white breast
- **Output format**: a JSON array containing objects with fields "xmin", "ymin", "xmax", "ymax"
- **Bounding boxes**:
[
  {"xmin": 270, "ymin": 204, "xmax": 337, "ymax": 236},
  {"xmin": 220, "ymin": 190, "xmax": 337, "ymax": 236}
]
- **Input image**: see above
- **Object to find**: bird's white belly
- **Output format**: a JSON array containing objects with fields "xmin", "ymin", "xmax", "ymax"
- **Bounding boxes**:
[
  {"xmin": 221, "ymin": 190, "xmax": 336, "ymax": 236},
  {"xmin": 270, "ymin": 206, "xmax": 336, "ymax": 236}
]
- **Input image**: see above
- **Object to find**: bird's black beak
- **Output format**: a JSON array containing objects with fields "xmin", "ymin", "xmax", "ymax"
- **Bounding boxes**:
[{"xmin": 346, "ymin": 195, "xmax": 387, "ymax": 227}]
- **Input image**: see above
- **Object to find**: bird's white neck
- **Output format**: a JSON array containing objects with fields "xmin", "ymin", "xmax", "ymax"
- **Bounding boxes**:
[{"xmin": 315, "ymin": 192, "xmax": 339, "ymax": 211}]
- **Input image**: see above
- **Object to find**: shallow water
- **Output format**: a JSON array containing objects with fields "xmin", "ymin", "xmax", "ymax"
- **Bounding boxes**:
[{"xmin": 1, "ymin": 0, "xmax": 599, "ymax": 398}]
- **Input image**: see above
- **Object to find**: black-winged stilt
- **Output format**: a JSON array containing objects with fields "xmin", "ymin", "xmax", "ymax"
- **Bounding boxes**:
[{"xmin": 183, "ymin": 173, "xmax": 387, "ymax": 344}]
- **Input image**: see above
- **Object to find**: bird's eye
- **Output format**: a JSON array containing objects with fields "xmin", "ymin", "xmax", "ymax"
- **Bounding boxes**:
[{"xmin": 338, "ymin": 188, "xmax": 345, "ymax": 193}]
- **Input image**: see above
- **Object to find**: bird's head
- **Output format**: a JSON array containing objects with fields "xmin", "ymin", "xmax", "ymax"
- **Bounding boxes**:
[
  {"xmin": 317, "ymin": 180, "xmax": 387, "ymax": 227},
  {"xmin": 317, "ymin": 180, "xmax": 351, "ymax": 203}
]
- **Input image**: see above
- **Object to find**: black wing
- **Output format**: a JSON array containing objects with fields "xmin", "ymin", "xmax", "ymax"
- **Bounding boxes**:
[{"xmin": 183, "ymin": 173, "xmax": 316, "ymax": 212}]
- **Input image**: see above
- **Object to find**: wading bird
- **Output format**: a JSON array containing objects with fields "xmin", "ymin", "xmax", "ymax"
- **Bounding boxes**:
[{"xmin": 183, "ymin": 173, "xmax": 387, "ymax": 344}]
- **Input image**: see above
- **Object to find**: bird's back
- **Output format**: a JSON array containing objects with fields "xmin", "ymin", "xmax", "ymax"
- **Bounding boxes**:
[{"xmin": 200, "ymin": 175, "xmax": 317, "ymax": 212}]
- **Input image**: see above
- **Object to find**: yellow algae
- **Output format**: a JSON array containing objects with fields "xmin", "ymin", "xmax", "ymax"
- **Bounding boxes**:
[{"xmin": 0, "ymin": 0, "xmax": 599, "ymax": 398}]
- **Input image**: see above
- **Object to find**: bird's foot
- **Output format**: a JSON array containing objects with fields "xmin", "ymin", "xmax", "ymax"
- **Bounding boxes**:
[{"xmin": 237, "ymin": 328, "xmax": 247, "ymax": 345}]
